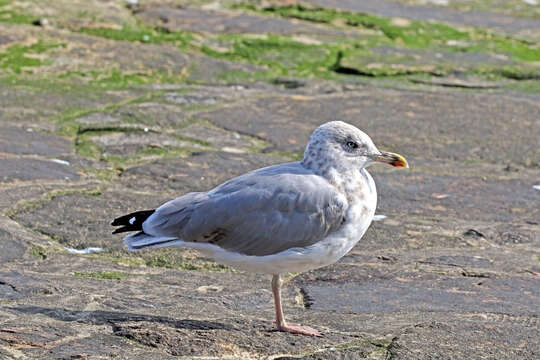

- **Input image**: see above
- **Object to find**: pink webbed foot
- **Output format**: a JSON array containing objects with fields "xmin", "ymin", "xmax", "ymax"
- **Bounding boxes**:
[{"xmin": 276, "ymin": 322, "xmax": 323, "ymax": 337}]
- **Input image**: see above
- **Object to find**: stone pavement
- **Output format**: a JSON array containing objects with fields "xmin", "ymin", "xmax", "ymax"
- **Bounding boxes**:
[{"xmin": 0, "ymin": 0, "xmax": 539, "ymax": 359}]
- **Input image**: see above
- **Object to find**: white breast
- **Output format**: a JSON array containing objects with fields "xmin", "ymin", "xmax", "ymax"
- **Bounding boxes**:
[{"xmin": 308, "ymin": 168, "xmax": 377, "ymax": 266}]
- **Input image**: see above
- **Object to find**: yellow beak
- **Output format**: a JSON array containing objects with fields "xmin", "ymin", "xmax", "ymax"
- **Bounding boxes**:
[{"xmin": 372, "ymin": 151, "xmax": 409, "ymax": 168}]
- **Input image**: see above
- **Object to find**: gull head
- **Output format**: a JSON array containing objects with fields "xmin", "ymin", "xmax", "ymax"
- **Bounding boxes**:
[{"xmin": 301, "ymin": 121, "xmax": 408, "ymax": 174}]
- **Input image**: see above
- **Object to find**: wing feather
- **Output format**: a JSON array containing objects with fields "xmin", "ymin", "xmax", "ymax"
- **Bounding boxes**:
[{"xmin": 142, "ymin": 162, "xmax": 348, "ymax": 256}]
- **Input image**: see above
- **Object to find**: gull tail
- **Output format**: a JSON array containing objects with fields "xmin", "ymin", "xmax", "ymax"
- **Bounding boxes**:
[
  {"xmin": 123, "ymin": 232, "xmax": 181, "ymax": 251},
  {"xmin": 111, "ymin": 209, "xmax": 181, "ymax": 251}
]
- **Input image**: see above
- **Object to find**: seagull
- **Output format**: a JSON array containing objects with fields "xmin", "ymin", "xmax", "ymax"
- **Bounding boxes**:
[{"xmin": 111, "ymin": 121, "xmax": 408, "ymax": 337}]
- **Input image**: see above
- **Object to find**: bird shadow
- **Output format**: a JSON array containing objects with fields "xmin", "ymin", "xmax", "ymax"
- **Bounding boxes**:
[{"xmin": 7, "ymin": 305, "xmax": 235, "ymax": 331}]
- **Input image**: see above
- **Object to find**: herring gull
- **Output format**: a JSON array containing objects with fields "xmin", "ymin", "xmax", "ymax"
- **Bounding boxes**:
[{"xmin": 111, "ymin": 121, "xmax": 408, "ymax": 336}]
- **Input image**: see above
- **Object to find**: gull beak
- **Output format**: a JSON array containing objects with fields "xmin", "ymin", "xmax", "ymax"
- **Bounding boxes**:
[{"xmin": 371, "ymin": 151, "xmax": 409, "ymax": 168}]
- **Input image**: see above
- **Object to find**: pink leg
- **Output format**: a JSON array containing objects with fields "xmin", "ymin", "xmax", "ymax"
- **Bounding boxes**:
[{"xmin": 271, "ymin": 274, "xmax": 322, "ymax": 337}]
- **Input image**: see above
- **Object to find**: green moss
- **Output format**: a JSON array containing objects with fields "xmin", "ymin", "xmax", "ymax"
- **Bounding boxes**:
[
  {"xmin": 75, "ymin": 127, "xmax": 164, "ymax": 162},
  {"xmin": 100, "ymin": 250, "xmax": 234, "ymax": 272},
  {"xmin": 81, "ymin": 168, "xmax": 120, "ymax": 181},
  {"xmin": 144, "ymin": 253, "xmax": 233, "ymax": 272},
  {"xmin": 201, "ymin": 34, "xmax": 341, "ymax": 77},
  {"xmin": 235, "ymin": 3, "xmax": 540, "ymax": 63},
  {"xmin": 0, "ymin": 42, "xmax": 61, "ymax": 74},
  {"xmin": 503, "ymin": 79, "xmax": 540, "ymax": 93},
  {"xmin": 0, "ymin": 1, "xmax": 37, "ymax": 25},
  {"xmin": 468, "ymin": 65, "xmax": 540, "ymax": 93},
  {"xmin": 96, "ymin": 70, "xmax": 164, "ymax": 88},
  {"xmin": 235, "ymin": 4, "xmax": 468, "ymax": 47},
  {"xmin": 171, "ymin": 134, "xmax": 211, "ymax": 147},
  {"xmin": 29, "ymin": 246, "xmax": 47, "ymax": 260},
  {"xmin": 0, "ymin": 10, "xmax": 36, "ymax": 24},
  {"xmin": 214, "ymin": 68, "xmax": 277, "ymax": 83},
  {"xmin": 51, "ymin": 92, "xmax": 172, "ymax": 162},
  {"xmin": 75, "ymin": 138, "xmax": 103, "ymax": 159},
  {"xmin": 73, "ymin": 271, "xmax": 129, "ymax": 280},
  {"xmin": 108, "ymin": 255, "xmax": 147, "ymax": 267},
  {"xmin": 478, "ymin": 66, "xmax": 540, "ymax": 80},
  {"xmin": 54, "ymin": 91, "xmax": 161, "ymax": 139},
  {"xmin": 79, "ymin": 25, "xmax": 192, "ymax": 47},
  {"xmin": 465, "ymin": 33, "xmax": 540, "ymax": 62}
]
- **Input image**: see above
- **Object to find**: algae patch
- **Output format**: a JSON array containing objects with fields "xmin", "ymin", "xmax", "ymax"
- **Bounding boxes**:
[
  {"xmin": 235, "ymin": 3, "xmax": 540, "ymax": 63},
  {"xmin": 0, "ymin": 41, "xmax": 62, "ymax": 74},
  {"xmin": 79, "ymin": 25, "xmax": 192, "ymax": 48},
  {"xmin": 73, "ymin": 271, "xmax": 129, "ymax": 280},
  {"xmin": 0, "ymin": 0, "xmax": 37, "ymax": 25},
  {"xmin": 29, "ymin": 245, "xmax": 48, "ymax": 260},
  {"xmin": 100, "ymin": 249, "xmax": 235, "ymax": 273},
  {"xmin": 201, "ymin": 34, "xmax": 341, "ymax": 77}
]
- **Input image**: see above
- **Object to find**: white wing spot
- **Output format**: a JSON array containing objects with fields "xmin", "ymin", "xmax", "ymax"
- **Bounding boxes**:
[{"xmin": 129, "ymin": 217, "xmax": 136, "ymax": 225}]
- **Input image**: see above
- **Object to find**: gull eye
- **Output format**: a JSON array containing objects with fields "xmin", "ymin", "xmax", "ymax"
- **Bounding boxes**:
[{"xmin": 346, "ymin": 141, "xmax": 358, "ymax": 150}]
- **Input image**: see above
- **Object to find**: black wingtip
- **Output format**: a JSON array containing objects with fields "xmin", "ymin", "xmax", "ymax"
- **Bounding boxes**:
[{"xmin": 111, "ymin": 209, "xmax": 156, "ymax": 234}]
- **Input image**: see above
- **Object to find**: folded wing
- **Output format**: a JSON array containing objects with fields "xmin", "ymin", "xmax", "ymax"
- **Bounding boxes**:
[{"xmin": 142, "ymin": 162, "xmax": 348, "ymax": 256}]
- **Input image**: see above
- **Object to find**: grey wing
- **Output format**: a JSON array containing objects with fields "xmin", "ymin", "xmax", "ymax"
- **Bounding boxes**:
[
  {"xmin": 142, "ymin": 191, "xmax": 208, "ymax": 236},
  {"xmin": 142, "ymin": 162, "xmax": 348, "ymax": 256}
]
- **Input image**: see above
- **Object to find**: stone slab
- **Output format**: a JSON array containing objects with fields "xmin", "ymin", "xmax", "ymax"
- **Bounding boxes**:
[
  {"xmin": 198, "ymin": 89, "xmax": 540, "ymax": 168},
  {"xmin": 374, "ymin": 165, "xmax": 540, "ymax": 223},
  {"xmin": 177, "ymin": 122, "xmax": 260, "ymax": 153},
  {"xmin": 302, "ymin": 274, "xmax": 540, "ymax": 315},
  {"xmin": 0, "ymin": 228, "xmax": 26, "ymax": 264},
  {"xmin": 340, "ymin": 45, "xmax": 523, "ymax": 76},
  {"xmin": 0, "ymin": 125, "xmax": 72, "ymax": 156},
  {"xmin": 9, "ymin": 189, "xmax": 166, "ymax": 250},
  {"xmin": 136, "ymin": 6, "xmax": 353, "ymax": 36},
  {"xmin": 0, "ymin": 271, "xmax": 53, "ymax": 301},
  {"xmin": 0, "ymin": 157, "xmax": 80, "ymax": 183},
  {"xmin": 89, "ymin": 131, "xmax": 204, "ymax": 157},
  {"xmin": 120, "ymin": 151, "xmax": 282, "ymax": 192},
  {"xmin": 388, "ymin": 318, "xmax": 540, "ymax": 360}
]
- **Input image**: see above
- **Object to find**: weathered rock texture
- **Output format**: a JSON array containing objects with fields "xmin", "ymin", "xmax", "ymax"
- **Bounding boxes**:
[{"xmin": 0, "ymin": 0, "xmax": 538, "ymax": 359}]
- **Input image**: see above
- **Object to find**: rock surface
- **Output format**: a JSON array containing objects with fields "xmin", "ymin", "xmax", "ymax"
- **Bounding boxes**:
[{"xmin": 0, "ymin": 0, "xmax": 539, "ymax": 359}]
